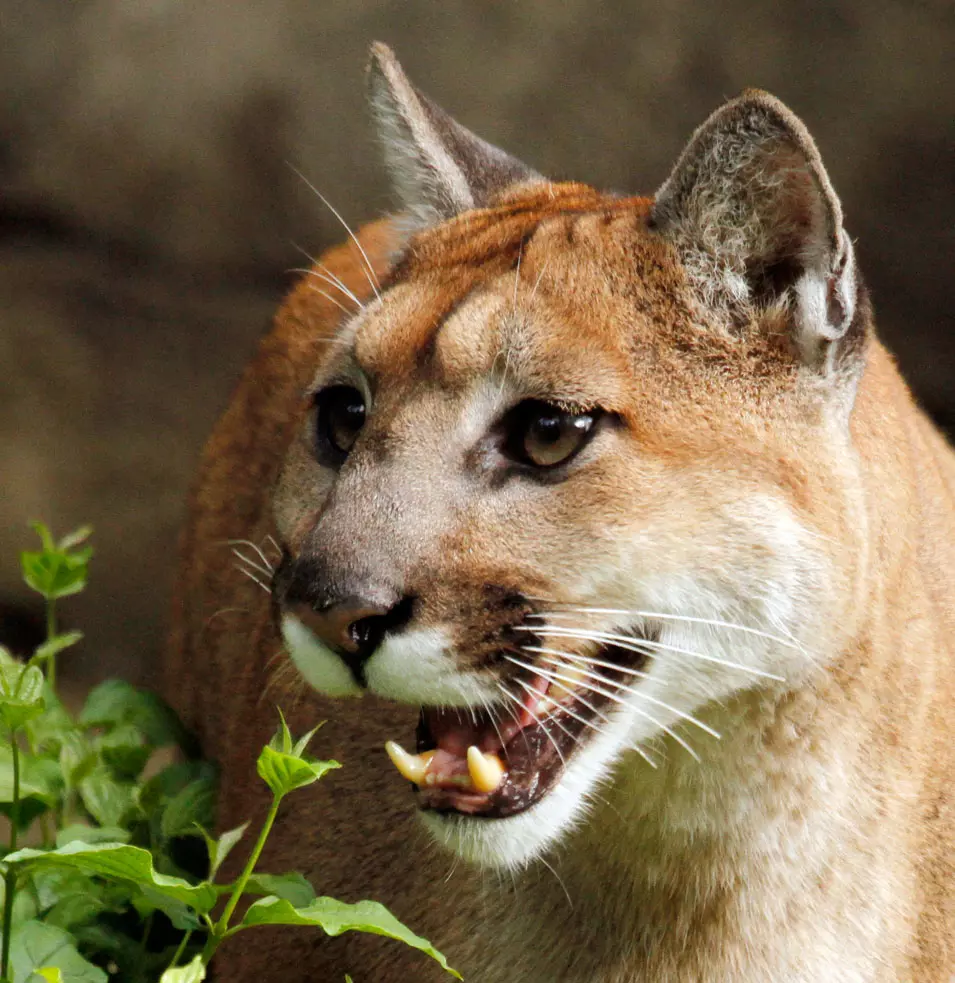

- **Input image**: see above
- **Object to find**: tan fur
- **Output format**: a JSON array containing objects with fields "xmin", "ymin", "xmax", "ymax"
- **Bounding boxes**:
[{"xmin": 165, "ymin": 82, "xmax": 954, "ymax": 982}]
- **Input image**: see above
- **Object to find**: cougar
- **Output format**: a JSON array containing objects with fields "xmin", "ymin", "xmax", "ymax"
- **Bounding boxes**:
[{"xmin": 165, "ymin": 43, "xmax": 955, "ymax": 981}]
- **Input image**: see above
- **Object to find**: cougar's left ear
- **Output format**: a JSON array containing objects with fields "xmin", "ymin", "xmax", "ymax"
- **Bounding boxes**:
[
  {"xmin": 367, "ymin": 42, "xmax": 542, "ymax": 229},
  {"xmin": 652, "ymin": 90, "xmax": 859, "ymax": 371}
]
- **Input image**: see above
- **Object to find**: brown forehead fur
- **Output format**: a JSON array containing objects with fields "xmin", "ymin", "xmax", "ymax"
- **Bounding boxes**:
[{"xmin": 334, "ymin": 182, "xmax": 817, "ymax": 520}]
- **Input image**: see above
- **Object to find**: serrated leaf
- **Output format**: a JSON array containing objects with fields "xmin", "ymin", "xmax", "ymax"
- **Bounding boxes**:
[
  {"xmin": 55, "ymin": 825, "xmax": 130, "ymax": 848},
  {"xmin": 256, "ymin": 744, "xmax": 340, "ymax": 798},
  {"xmin": 4, "ymin": 842, "xmax": 218, "ymax": 914},
  {"xmin": 0, "ymin": 663, "xmax": 46, "ymax": 729},
  {"xmin": 8, "ymin": 919, "xmax": 107, "ymax": 983},
  {"xmin": 159, "ymin": 955, "xmax": 206, "ymax": 983},
  {"xmin": 32, "ymin": 632, "xmax": 84, "ymax": 667},
  {"xmin": 20, "ymin": 546, "xmax": 91, "ymax": 601},
  {"xmin": 79, "ymin": 680, "xmax": 187, "ymax": 748},
  {"xmin": 78, "ymin": 769, "xmax": 134, "ymax": 826},
  {"xmin": 160, "ymin": 776, "xmax": 216, "ymax": 841},
  {"xmin": 237, "ymin": 896, "xmax": 460, "ymax": 978},
  {"xmin": 244, "ymin": 872, "xmax": 316, "ymax": 907},
  {"xmin": 200, "ymin": 821, "xmax": 248, "ymax": 880}
]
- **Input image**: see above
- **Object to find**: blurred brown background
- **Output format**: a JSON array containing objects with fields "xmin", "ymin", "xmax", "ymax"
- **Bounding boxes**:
[{"xmin": 1, "ymin": 2, "xmax": 952, "ymax": 689}]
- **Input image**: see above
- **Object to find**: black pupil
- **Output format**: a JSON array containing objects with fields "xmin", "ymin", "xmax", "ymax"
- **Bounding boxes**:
[
  {"xmin": 318, "ymin": 386, "xmax": 366, "ymax": 457},
  {"xmin": 532, "ymin": 414, "xmax": 563, "ymax": 444}
]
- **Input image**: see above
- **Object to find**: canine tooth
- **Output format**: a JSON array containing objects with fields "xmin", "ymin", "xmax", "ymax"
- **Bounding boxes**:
[
  {"xmin": 466, "ymin": 746, "xmax": 506, "ymax": 794},
  {"xmin": 385, "ymin": 741, "xmax": 431, "ymax": 785}
]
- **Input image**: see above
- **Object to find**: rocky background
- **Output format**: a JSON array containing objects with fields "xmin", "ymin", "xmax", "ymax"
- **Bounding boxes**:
[{"xmin": 1, "ymin": 1, "xmax": 953, "ymax": 687}]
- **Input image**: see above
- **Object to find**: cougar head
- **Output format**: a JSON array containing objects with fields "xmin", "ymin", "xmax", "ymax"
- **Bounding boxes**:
[{"xmin": 270, "ymin": 44, "xmax": 867, "ymax": 869}]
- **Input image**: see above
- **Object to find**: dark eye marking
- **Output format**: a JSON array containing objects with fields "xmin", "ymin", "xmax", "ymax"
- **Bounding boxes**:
[
  {"xmin": 314, "ymin": 385, "xmax": 366, "ymax": 466},
  {"xmin": 501, "ymin": 399, "xmax": 602, "ymax": 470}
]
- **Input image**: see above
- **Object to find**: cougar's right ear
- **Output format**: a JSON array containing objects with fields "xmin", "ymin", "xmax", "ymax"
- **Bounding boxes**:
[
  {"xmin": 652, "ymin": 90, "xmax": 861, "ymax": 373},
  {"xmin": 367, "ymin": 42, "xmax": 542, "ymax": 229}
]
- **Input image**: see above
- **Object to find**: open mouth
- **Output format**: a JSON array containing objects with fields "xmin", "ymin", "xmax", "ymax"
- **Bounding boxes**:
[{"xmin": 384, "ymin": 636, "xmax": 653, "ymax": 819}]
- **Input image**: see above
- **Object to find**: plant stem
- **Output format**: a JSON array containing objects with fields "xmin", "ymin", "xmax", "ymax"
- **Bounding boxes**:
[
  {"xmin": 202, "ymin": 793, "xmax": 282, "ymax": 962},
  {"xmin": 1, "ymin": 731, "xmax": 22, "ymax": 980},
  {"xmin": 167, "ymin": 928, "xmax": 194, "ymax": 970},
  {"xmin": 45, "ymin": 598, "xmax": 57, "ymax": 693}
]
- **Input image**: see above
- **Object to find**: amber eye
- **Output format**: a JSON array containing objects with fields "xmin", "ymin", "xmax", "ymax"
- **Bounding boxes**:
[
  {"xmin": 314, "ymin": 385, "xmax": 366, "ymax": 463},
  {"xmin": 504, "ymin": 400, "xmax": 600, "ymax": 469}
]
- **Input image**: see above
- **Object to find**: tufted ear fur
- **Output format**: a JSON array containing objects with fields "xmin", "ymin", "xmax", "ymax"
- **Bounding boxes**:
[
  {"xmin": 652, "ymin": 90, "xmax": 858, "ymax": 371},
  {"xmin": 367, "ymin": 42, "xmax": 542, "ymax": 229}
]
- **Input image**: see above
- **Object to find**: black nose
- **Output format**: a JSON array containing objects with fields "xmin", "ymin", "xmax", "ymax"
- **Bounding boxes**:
[{"xmin": 287, "ymin": 593, "xmax": 414, "ymax": 684}]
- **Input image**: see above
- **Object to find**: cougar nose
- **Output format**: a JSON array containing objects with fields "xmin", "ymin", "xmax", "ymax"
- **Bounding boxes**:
[{"xmin": 288, "ymin": 594, "xmax": 413, "ymax": 682}]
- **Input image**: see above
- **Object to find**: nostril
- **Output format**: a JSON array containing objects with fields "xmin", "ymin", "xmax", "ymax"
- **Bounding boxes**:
[{"xmin": 348, "ymin": 615, "xmax": 385, "ymax": 656}]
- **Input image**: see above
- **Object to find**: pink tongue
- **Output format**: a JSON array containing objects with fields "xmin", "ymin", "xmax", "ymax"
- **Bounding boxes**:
[{"xmin": 423, "ymin": 676, "xmax": 550, "ymax": 756}]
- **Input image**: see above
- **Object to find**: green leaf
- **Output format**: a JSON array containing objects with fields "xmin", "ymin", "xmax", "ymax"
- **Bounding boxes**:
[
  {"xmin": 244, "ymin": 872, "xmax": 316, "ymax": 907},
  {"xmin": 79, "ymin": 680, "xmax": 187, "ymax": 748},
  {"xmin": 20, "ymin": 540, "xmax": 92, "ymax": 601},
  {"xmin": 160, "ymin": 776, "xmax": 216, "ymax": 841},
  {"xmin": 159, "ymin": 955, "xmax": 206, "ymax": 983},
  {"xmin": 29, "ymin": 522, "xmax": 56, "ymax": 554},
  {"xmin": 0, "ymin": 745, "xmax": 61, "ymax": 827},
  {"xmin": 94, "ymin": 725, "xmax": 150, "ymax": 780},
  {"xmin": 256, "ymin": 744, "xmax": 340, "ymax": 798},
  {"xmin": 31, "ymin": 632, "xmax": 84, "ymax": 667},
  {"xmin": 24, "ymin": 689, "xmax": 74, "ymax": 753},
  {"xmin": 77, "ymin": 769, "xmax": 134, "ymax": 826},
  {"xmin": 55, "ymin": 825, "xmax": 130, "ymax": 848},
  {"xmin": 7, "ymin": 919, "xmax": 107, "ymax": 983},
  {"xmin": 4, "ymin": 842, "xmax": 218, "ymax": 915},
  {"xmin": 58, "ymin": 733, "xmax": 96, "ymax": 789},
  {"xmin": 200, "ymin": 821, "xmax": 248, "ymax": 880},
  {"xmin": 34, "ymin": 968, "xmax": 64, "ymax": 983},
  {"xmin": 0, "ymin": 663, "xmax": 46, "ymax": 729},
  {"xmin": 237, "ymin": 896, "xmax": 460, "ymax": 978},
  {"xmin": 135, "ymin": 887, "xmax": 204, "ymax": 931}
]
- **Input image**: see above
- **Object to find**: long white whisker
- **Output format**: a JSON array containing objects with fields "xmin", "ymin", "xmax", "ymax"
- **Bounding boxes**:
[
  {"xmin": 227, "ymin": 539, "xmax": 274, "ymax": 573},
  {"xmin": 496, "ymin": 683, "xmax": 566, "ymax": 767},
  {"xmin": 231, "ymin": 548, "xmax": 273, "ymax": 581},
  {"xmin": 517, "ymin": 625, "xmax": 785, "ymax": 682},
  {"xmin": 235, "ymin": 565, "xmax": 270, "ymax": 594},
  {"xmin": 308, "ymin": 286, "xmax": 357, "ymax": 320},
  {"xmin": 290, "ymin": 243, "xmax": 366, "ymax": 309},
  {"xmin": 265, "ymin": 534, "xmax": 282, "ymax": 559},
  {"xmin": 508, "ymin": 683, "xmax": 569, "ymax": 767},
  {"xmin": 288, "ymin": 164, "xmax": 382, "ymax": 299},
  {"xmin": 511, "ymin": 677, "xmax": 582, "ymax": 756},
  {"xmin": 526, "ymin": 644, "xmax": 719, "ymax": 739},
  {"xmin": 525, "ymin": 645, "xmax": 721, "ymax": 740},
  {"xmin": 507, "ymin": 655, "xmax": 699, "ymax": 762},
  {"xmin": 299, "ymin": 269, "xmax": 364, "ymax": 310},
  {"xmin": 528, "ymin": 256, "xmax": 551, "ymax": 303},
  {"xmin": 537, "ymin": 855, "xmax": 573, "ymax": 910},
  {"xmin": 494, "ymin": 683, "xmax": 534, "ymax": 758},
  {"xmin": 512, "ymin": 241, "xmax": 523, "ymax": 309},
  {"xmin": 535, "ymin": 605, "xmax": 806, "ymax": 654}
]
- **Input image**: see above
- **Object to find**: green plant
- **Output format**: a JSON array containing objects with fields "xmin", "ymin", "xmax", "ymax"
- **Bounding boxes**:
[{"xmin": 0, "ymin": 523, "xmax": 459, "ymax": 982}]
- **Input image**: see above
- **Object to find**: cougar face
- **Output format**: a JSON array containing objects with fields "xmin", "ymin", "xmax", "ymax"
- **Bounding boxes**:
[{"xmin": 270, "ymin": 195, "xmax": 851, "ymax": 869}]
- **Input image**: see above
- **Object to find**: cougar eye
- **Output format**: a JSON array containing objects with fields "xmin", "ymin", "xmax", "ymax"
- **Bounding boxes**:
[
  {"xmin": 314, "ymin": 385, "xmax": 366, "ymax": 463},
  {"xmin": 504, "ymin": 400, "xmax": 601, "ymax": 469}
]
